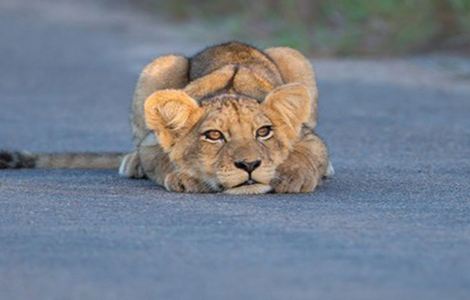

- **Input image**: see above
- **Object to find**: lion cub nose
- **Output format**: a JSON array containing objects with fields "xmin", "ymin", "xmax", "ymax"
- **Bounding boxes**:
[{"xmin": 234, "ymin": 160, "xmax": 261, "ymax": 173}]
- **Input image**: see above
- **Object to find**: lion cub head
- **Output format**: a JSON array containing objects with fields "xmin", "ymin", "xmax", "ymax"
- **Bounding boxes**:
[{"xmin": 144, "ymin": 83, "xmax": 311, "ymax": 193}]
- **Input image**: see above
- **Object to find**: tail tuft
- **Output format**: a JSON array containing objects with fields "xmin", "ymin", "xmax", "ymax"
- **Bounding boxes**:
[{"xmin": 0, "ymin": 151, "xmax": 36, "ymax": 169}]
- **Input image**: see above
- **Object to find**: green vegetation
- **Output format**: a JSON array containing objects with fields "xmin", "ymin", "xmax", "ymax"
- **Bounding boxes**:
[{"xmin": 136, "ymin": 0, "xmax": 470, "ymax": 56}]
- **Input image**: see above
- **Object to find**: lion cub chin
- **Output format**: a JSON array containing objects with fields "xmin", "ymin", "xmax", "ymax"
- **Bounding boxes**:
[{"xmin": 225, "ymin": 184, "xmax": 273, "ymax": 195}]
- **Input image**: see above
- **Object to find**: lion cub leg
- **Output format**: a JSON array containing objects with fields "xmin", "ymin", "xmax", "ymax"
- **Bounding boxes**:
[{"xmin": 271, "ymin": 132, "xmax": 329, "ymax": 193}]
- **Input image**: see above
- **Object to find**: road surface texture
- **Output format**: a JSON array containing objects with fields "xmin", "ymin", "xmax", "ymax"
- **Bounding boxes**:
[{"xmin": 1, "ymin": 1, "xmax": 469, "ymax": 299}]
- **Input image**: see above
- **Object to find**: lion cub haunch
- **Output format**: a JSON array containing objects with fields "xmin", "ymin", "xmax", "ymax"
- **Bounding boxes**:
[{"xmin": 120, "ymin": 41, "xmax": 331, "ymax": 194}]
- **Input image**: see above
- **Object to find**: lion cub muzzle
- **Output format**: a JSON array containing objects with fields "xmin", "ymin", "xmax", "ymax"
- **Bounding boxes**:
[{"xmin": 233, "ymin": 159, "xmax": 262, "ymax": 186}]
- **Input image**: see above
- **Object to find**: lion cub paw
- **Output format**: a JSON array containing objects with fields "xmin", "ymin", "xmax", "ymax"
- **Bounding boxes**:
[
  {"xmin": 271, "ymin": 164, "xmax": 320, "ymax": 193},
  {"xmin": 119, "ymin": 152, "xmax": 145, "ymax": 179},
  {"xmin": 164, "ymin": 172, "xmax": 211, "ymax": 193}
]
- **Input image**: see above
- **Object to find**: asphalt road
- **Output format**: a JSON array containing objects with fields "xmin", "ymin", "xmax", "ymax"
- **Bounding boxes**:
[{"xmin": 1, "ymin": 1, "xmax": 469, "ymax": 299}]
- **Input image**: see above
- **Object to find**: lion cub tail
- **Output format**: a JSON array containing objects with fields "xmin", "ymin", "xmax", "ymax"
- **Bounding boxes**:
[{"xmin": 0, "ymin": 150, "xmax": 124, "ymax": 169}]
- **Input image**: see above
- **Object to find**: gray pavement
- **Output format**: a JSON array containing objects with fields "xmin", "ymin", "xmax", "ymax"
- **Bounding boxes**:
[{"xmin": 1, "ymin": 1, "xmax": 470, "ymax": 299}]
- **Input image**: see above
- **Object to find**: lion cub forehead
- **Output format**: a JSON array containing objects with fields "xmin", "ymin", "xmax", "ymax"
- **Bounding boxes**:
[{"xmin": 200, "ymin": 97, "xmax": 271, "ymax": 131}]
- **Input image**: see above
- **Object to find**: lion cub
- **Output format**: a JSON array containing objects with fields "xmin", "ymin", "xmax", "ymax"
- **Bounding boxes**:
[
  {"xmin": 120, "ymin": 41, "xmax": 332, "ymax": 194},
  {"xmin": 0, "ymin": 42, "xmax": 332, "ymax": 194}
]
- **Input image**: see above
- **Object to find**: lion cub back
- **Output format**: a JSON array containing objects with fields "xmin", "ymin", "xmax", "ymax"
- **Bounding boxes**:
[{"xmin": 187, "ymin": 41, "xmax": 284, "ymax": 101}]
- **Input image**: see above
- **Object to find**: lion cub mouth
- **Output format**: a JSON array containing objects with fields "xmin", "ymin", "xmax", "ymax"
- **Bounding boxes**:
[{"xmin": 233, "ymin": 179, "xmax": 258, "ymax": 188}]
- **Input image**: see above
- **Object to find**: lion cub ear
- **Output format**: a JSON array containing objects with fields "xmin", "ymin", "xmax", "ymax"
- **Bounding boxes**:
[
  {"xmin": 262, "ymin": 83, "xmax": 311, "ymax": 135},
  {"xmin": 144, "ymin": 89, "xmax": 202, "ymax": 151}
]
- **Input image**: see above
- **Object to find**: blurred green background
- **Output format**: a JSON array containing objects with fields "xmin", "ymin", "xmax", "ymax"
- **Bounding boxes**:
[{"xmin": 134, "ymin": 0, "xmax": 470, "ymax": 56}]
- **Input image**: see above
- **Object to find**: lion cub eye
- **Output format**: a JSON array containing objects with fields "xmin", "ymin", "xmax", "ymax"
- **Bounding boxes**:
[
  {"xmin": 256, "ymin": 125, "xmax": 273, "ymax": 140},
  {"xmin": 202, "ymin": 130, "xmax": 225, "ymax": 143}
]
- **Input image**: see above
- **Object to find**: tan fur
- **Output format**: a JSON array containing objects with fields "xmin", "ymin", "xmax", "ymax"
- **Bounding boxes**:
[
  {"xmin": 144, "ymin": 89, "xmax": 202, "ymax": 151},
  {"xmin": 184, "ymin": 65, "xmax": 236, "ymax": 100},
  {"xmin": 121, "ymin": 42, "xmax": 330, "ymax": 194},
  {"xmin": 35, "ymin": 153, "xmax": 124, "ymax": 169},
  {"xmin": 131, "ymin": 55, "xmax": 189, "ymax": 145},
  {"xmin": 224, "ymin": 183, "xmax": 272, "ymax": 195},
  {"xmin": 0, "ymin": 152, "xmax": 123, "ymax": 169},
  {"xmin": 265, "ymin": 47, "xmax": 319, "ymax": 129},
  {"xmin": 263, "ymin": 83, "xmax": 311, "ymax": 138}
]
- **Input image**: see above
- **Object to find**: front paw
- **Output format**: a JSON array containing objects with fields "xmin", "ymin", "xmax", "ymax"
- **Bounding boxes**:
[
  {"xmin": 164, "ymin": 172, "xmax": 210, "ymax": 193},
  {"xmin": 271, "ymin": 164, "xmax": 319, "ymax": 193}
]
